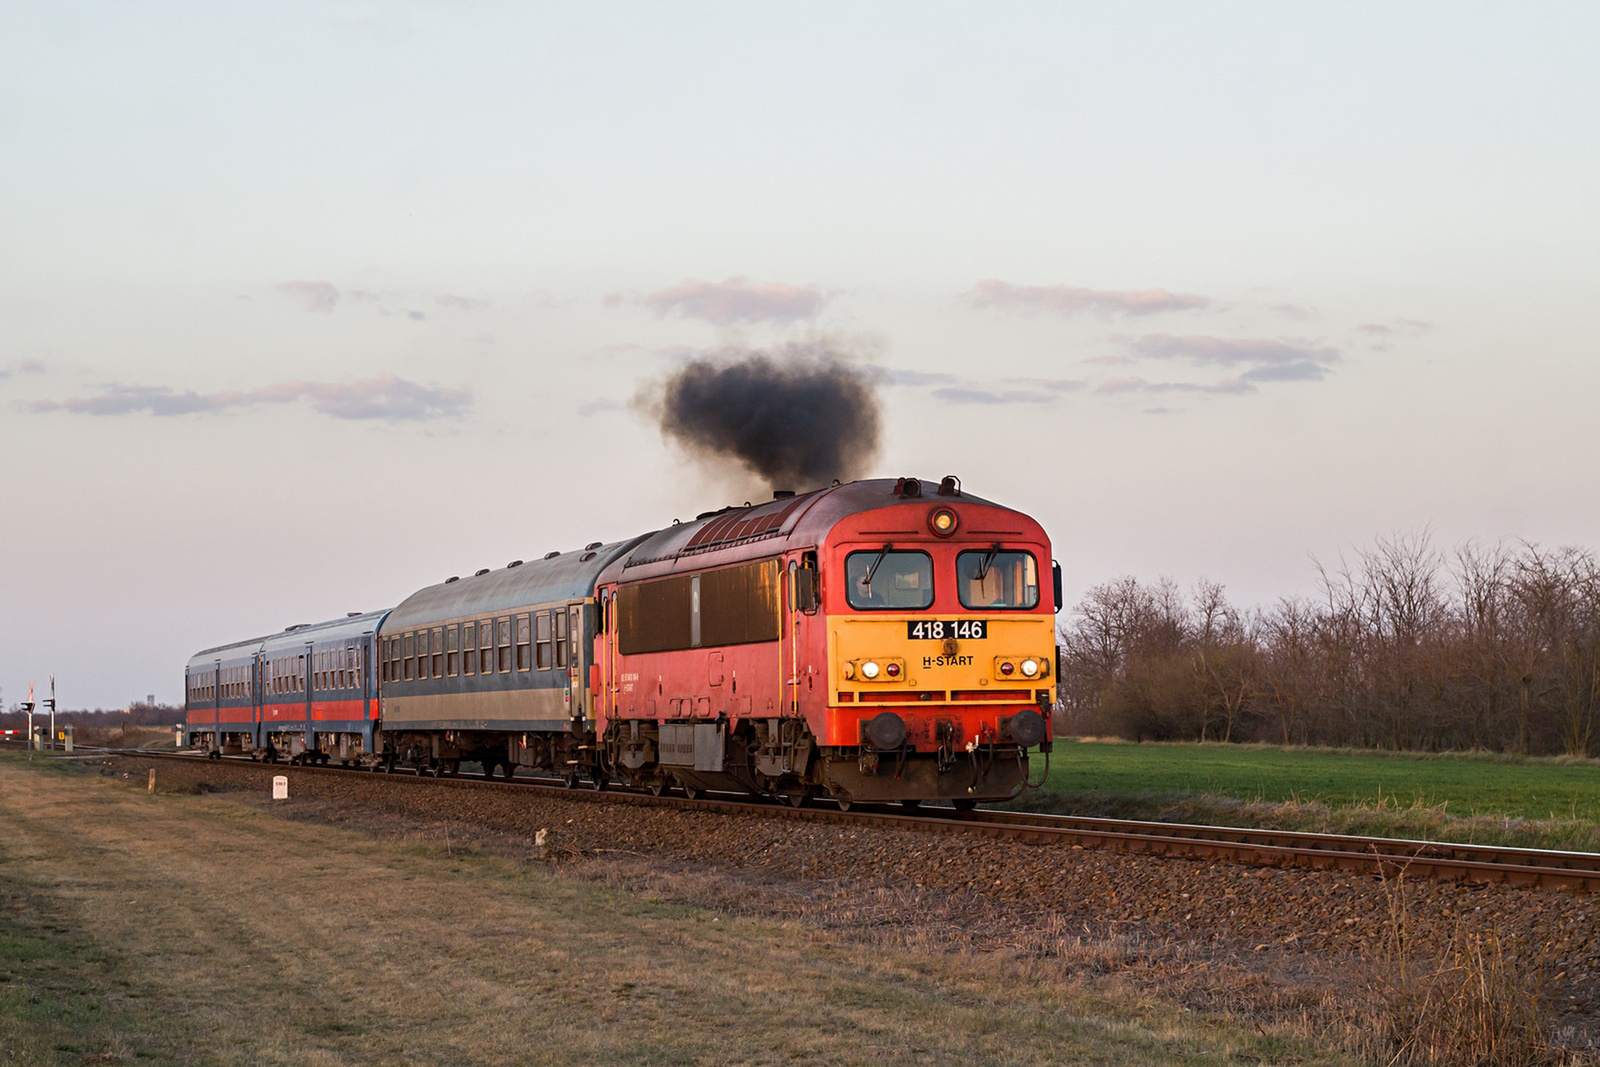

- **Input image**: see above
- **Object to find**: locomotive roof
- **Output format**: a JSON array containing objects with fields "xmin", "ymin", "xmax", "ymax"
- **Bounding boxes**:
[
  {"xmin": 381, "ymin": 536, "xmax": 649, "ymax": 631},
  {"xmin": 604, "ymin": 478, "xmax": 1004, "ymax": 582}
]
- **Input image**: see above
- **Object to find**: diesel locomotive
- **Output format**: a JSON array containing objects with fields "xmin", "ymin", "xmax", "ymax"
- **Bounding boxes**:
[{"xmin": 184, "ymin": 476, "xmax": 1060, "ymax": 808}]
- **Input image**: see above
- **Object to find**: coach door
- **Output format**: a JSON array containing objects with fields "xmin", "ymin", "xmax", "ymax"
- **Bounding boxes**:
[
  {"xmin": 567, "ymin": 604, "xmax": 585, "ymax": 723},
  {"xmin": 304, "ymin": 641, "xmax": 316, "ymax": 754}
]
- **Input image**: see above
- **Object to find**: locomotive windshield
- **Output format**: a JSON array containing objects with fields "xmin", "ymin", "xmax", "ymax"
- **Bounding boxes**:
[
  {"xmin": 956, "ymin": 549, "xmax": 1040, "ymax": 610},
  {"xmin": 845, "ymin": 549, "xmax": 934, "ymax": 610}
]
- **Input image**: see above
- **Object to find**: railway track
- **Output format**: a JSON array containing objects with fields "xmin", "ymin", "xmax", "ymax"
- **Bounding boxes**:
[{"xmin": 13, "ymin": 741, "xmax": 1600, "ymax": 892}]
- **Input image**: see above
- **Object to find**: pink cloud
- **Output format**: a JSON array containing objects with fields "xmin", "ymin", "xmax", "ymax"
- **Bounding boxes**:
[
  {"xmin": 28, "ymin": 374, "xmax": 469, "ymax": 422},
  {"xmin": 967, "ymin": 280, "xmax": 1211, "ymax": 317},
  {"xmin": 276, "ymin": 281, "xmax": 340, "ymax": 312},
  {"xmin": 609, "ymin": 277, "xmax": 827, "ymax": 325}
]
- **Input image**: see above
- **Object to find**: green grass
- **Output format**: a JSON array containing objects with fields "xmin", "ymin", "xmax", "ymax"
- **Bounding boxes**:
[{"xmin": 1011, "ymin": 741, "xmax": 1600, "ymax": 852}]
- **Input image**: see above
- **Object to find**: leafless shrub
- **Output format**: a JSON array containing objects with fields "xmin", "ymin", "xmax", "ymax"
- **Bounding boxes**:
[{"xmin": 1057, "ymin": 534, "xmax": 1600, "ymax": 756}]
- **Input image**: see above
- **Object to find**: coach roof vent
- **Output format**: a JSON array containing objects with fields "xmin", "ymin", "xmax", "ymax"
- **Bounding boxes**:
[
  {"xmin": 346, "ymin": 611, "xmax": 362, "ymax": 617},
  {"xmin": 585, "ymin": 541, "xmax": 603, "ymax": 550},
  {"xmin": 507, "ymin": 560, "xmax": 523, "ymax": 568},
  {"xmin": 474, "ymin": 568, "xmax": 490, "ymax": 577},
  {"xmin": 445, "ymin": 576, "xmax": 460, "ymax": 584},
  {"xmin": 284, "ymin": 623, "xmax": 309, "ymax": 631},
  {"xmin": 544, "ymin": 550, "xmax": 560, "ymax": 559}
]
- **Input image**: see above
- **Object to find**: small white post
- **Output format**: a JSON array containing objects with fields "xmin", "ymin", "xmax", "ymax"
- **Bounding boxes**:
[{"xmin": 272, "ymin": 775, "xmax": 289, "ymax": 800}]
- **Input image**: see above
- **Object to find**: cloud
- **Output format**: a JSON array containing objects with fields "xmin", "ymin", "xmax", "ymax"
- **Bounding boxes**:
[
  {"xmin": 609, "ymin": 277, "xmax": 827, "ymax": 325},
  {"xmin": 277, "ymin": 281, "xmax": 340, "ymax": 312},
  {"xmin": 577, "ymin": 398, "xmax": 624, "ymax": 417},
  {"xmin": 863, "ymin": 365, "xmax": 959, "ymax": 387},
  {"xmin": 1126, "ymin": 333, "xmax": 1339, "ymax": 383},
  {"xmin": 1096, "ymin": 376, "xmax": 1255, "ymax": 396},
  {"xmin": 1270, "ymin": 304, "xmax": 1317, "ymax": 321},
  {"xmin": 967, "ymin": 279, "xmax": 1211, "ymax": 318},
  {"xmin": 931, "ymin": 387, "xmax": 1057, "ymax": 405},
  {"xmin": 0, "ymin": 359, "xmax": 45, "ymax": 379},
  {"xmin": 435, "ymin": 294, "xmax": 489, "ymax": 311},
  {"xmin": 28, "ymin": 374, "xmax": 470, "ymax": 422},
  {"xmin": 1358, "ymin": 318, "xmax": 1437, "ymax": 350}
]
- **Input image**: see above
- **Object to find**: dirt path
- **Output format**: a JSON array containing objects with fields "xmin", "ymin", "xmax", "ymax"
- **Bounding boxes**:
[{"xmin": 0, "ymin": 756, "xmax": 1351, "ymax": 1065}]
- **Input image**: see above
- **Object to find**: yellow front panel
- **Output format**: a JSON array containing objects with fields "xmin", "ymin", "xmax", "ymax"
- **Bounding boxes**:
[{"xmin": 829, "ymin": 615, "xmax": 1055, "ymax": 703}]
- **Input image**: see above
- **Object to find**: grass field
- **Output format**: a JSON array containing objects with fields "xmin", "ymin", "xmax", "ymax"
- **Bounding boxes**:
[
  {"xmin": 0, "ymin": 753, "xmax": 1352, "ymax": 1066},
  {"xmin": 1016, "ymin": 741, "xmax": 1600, "ymax": 852}
]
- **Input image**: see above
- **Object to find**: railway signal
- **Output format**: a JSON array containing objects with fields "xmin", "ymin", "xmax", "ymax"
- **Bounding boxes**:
[
  {"xmin": 21, "ymin": 681, "xmax": 34, "ymax": 756},
  {"xmin": 45, "ymin": 675, "xmax": 56, "ymax": 752}
]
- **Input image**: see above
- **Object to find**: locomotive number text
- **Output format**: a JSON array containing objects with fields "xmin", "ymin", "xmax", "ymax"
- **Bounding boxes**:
[{"xmin": 906, "ymin": 620, "xmax": 987, "ymax": 640}]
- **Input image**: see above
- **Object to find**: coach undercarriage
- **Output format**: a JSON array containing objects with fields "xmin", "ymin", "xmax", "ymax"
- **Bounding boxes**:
[{"xmin": 190, "ymin": 717, "xmax": 1037, "ymax": 808}]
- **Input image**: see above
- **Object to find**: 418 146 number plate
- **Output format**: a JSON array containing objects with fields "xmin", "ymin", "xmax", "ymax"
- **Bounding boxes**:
[{"xmin": 906, "ymin": 619, "xmax": 987, "ymax": 640}]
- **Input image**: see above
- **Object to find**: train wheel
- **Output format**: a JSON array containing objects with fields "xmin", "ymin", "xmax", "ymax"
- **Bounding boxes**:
[
  {"xmin": 834, "ymin": 795, "xmax": 853, "ymax": 812},
  {"xmin": 647, "ymin": 778, "xmax": 667, "ymax": 797},
  {"xmin": 952, "ymin": 799, "xmax": 977, "ymax": 812},
  {"xmin": 482, "ymin": 762, "xmax": 496, "ymax": 779},
  {"xmin": 562, "ymin": 770, "xmax": 580, "ymax": 790},
  {"xmin": 500, "ymin": 763, "xmax": 516, "ymax": 781},
  {"xmin": 900, "ymin": 799, "xmax": 922, "ymax": 811},
  {"xmin": 783, "ymin": 788, "xmax": 811, "ymax": 809},
  {"xmin": 588, "ymin": 772, "xmax": 606, "ymax": 792},
  {"xmin": 382, "ymin": 758, "xmax": 395, "ymax": 774},
  {"xmin": 681, "ymin": 785, "xmax": 702, "ymax": 801}
]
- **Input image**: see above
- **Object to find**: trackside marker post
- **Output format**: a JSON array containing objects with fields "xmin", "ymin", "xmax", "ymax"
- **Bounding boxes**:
[
  {"xmin": 272, "ymin": 776, "xmax": 288, "ymax": 801},
  {"xmin": 148, "ymin": 769, "xmax": 155, "ymax": 794}
]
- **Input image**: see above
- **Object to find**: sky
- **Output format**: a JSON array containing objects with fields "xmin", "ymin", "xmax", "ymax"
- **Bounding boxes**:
[{"xmin": 2, "ymin": 1, "xmax": 1598, "ymax": 708}]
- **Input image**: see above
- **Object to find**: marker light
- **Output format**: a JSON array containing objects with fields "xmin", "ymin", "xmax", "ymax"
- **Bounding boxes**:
[
  {"xmin": 928, "ymin": 507, "xmax": 959, "ymax": 537},
  {"xmin": 1020, "ymin": 658, "xmax": 1040, "ymax": 678},
  {"xmin": 999, "ymin": 661, "xmax": 1015, "ymax": 676},
  {"xmin": 842, "ymin": 661, "xmax": 856, "ymax": 680},
  {"xmin": 885, "ymin": 662, "xmax": 902, "ymax": 678},
  {"xmin": 861, "ymin": 660, "xmax": 881, "ymax": 680}
]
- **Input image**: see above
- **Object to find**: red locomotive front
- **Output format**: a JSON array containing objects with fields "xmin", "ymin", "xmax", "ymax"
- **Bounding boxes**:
[{"xmin": 593, "ymin": 477, "xmax": 1055, "ymax": 808}]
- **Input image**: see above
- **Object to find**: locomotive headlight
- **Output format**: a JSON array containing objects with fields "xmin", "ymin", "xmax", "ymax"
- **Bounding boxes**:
[
  {"xmin": 1020, "ymin": 658, "xmax": 1041, "ymax": 678},
  {"xmin": 860, "ymin": 660, "xmax": 881, "ymax": 680},
  {"xmin": 928, "ymin": 507, "xmax": 959, "ymax": 537},
  {"xmin": 842, "ymin": 661, "xmax": 856, "ymax": 680}
]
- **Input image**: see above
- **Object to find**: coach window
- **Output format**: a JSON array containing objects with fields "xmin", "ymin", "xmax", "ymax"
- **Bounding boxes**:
[
  {"xmin": 379, "ymin": 640, "xmax": 389, "ymax": 682},
  {"xmin": 419, "ymin": 631, "xmax": 433, "ymax": 679},
  {"xmin": 446, "ymin": 626, "xmax": 460, "ymax": 675},
  {"xmin": 391, "ymin": 638, "xmax": 402, "ymax": 682},
  {"xmin": 844, "ymin": 549, "xmax": 934, "ymax": 611},
  {"xmin": 497, "ymin": 618, "xmax": 513, "ymax": 673},
  {"xmin": 554, "ymin": 610, "xmax": 569, "ymax": 669},
  {"xmin": 431, "ymin": 628, "xmax": 444, "ymax": 677},
  {"xmin": 535, "ymin": 612, "xmax": 552, "ymax": 670},
  {"xmin": 516, "ymin": 615, "xmax": 531, "ymax": 671},
  {"xmin": 479, "ymin": 621, "xmax": 494, "ymax": 674},
  {"xmin": 956, "ymin": 549, "xmax": 1040, "ymax": 610},
  {"xmin": 298, "ymin": 655, "xmax": 306, "ymax": 691},
  {"xmin": 403, "ymin": 633, "xmax": 415, "ymax": 680},
  {"xmin": 462, "ymin": 622, "xmax": 476, "ymax": 675}
]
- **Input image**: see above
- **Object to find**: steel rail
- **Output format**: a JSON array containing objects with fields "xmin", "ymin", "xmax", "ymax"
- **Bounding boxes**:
[{"xmin": 12, "ymin": 741, "xmax": 1598, "ymax": 892}]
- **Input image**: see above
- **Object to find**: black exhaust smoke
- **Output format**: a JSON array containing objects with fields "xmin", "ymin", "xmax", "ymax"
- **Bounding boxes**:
[{"xmin": 647, "ymin": 348, "xmax": 881, "ymax": 489}]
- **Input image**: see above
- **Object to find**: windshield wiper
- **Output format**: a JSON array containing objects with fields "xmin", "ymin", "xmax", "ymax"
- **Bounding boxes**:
[
  {"xmin": 864, "ymin": 543, "xmax": 893, "ymax": 592},
  {"xmin": 975, "ymin": 543, "xmax": 1001, "ymax": 581}
]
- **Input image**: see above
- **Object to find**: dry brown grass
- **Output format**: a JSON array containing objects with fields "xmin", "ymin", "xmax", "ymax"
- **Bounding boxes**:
[
  {"xmin": 0, "ymin": 753, "xmax": 1356, "ymax": 1066},
  {"xmin": 1350, "ymin": 869, "xmax": 1573, "ymax": 1067}
]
